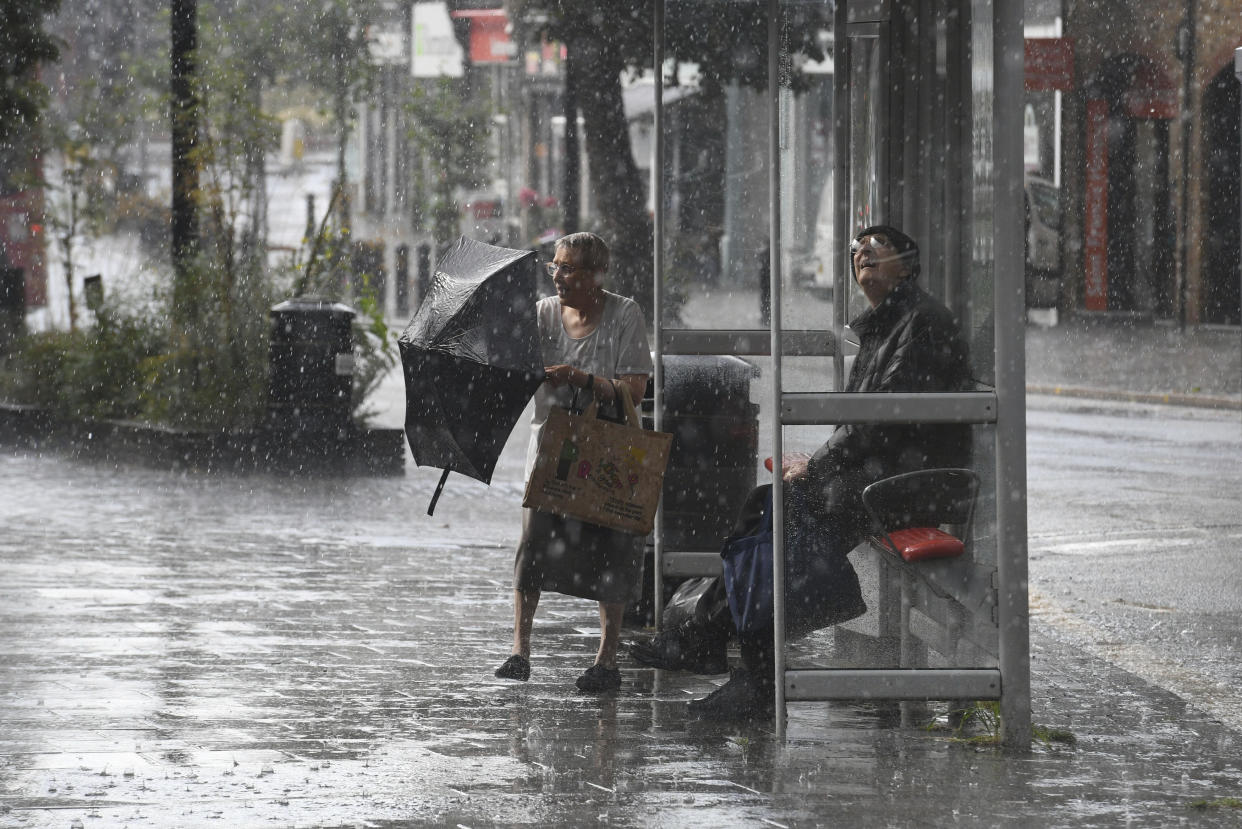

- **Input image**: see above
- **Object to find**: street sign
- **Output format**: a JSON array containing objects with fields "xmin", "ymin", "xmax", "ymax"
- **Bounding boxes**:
[{"xmin": 412, "ymin": 2, "xmax": 463, "ymax": 78}]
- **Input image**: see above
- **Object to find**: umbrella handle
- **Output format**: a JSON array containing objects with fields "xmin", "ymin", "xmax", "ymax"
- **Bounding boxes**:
[{"xmin": 427, "ymin": 468, "xmax": 450, "ymax": 516}]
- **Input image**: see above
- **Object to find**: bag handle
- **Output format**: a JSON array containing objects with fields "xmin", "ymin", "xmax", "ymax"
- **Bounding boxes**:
[
  {"xmin": 612, "ymin": 381, "xmax": 642, "ymax": 428},
  {"xmin": 576, "ymin": 379, "xmax": 642, "ymax": 428}
]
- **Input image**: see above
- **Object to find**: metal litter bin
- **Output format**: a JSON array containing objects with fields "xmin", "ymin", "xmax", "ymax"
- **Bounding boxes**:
[
  {"xmin": 649, "ymin": 355, "xmax": 760, "ymax": 551},
  {"xmin": 267, "ymin": 297, "xmax": 356, "ymax": 434}
]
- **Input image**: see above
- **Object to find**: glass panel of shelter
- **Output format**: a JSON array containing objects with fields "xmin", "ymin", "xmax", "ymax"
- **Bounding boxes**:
[
  {"xmin": 652, "ymin": 0, "xmax": 1013, "ymax": 725},
  {"xmin": 771, "ymin": 0, "xmax": 1001, "ymax": 683}
]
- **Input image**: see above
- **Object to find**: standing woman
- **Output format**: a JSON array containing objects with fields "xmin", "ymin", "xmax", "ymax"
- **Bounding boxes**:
[{"xmin": 495, "ymin": 232, "xmax": 653, "ymax": 692}]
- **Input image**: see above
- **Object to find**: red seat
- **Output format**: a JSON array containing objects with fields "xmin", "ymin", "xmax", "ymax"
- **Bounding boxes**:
[
  {"xmin": 881, "ymin": 527, "xmax": 965, "ymax": 562},
  {"xmin": 762, "ymin": 453, "xmax": 811, "ymax": 473},
  {"xmin": 860, "ymin": 468, "xmax": 979, "ymax": 564}
]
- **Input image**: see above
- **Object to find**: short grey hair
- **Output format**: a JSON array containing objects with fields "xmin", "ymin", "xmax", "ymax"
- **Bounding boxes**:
[{"xmin": 556, "ymin": 232, "xmax": 610, "ymax": 273}]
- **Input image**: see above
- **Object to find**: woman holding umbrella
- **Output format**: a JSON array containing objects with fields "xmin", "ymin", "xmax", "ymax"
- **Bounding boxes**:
[{"xmin": 495, "ymin": 232, "xmax": 653, "ymax": 693}]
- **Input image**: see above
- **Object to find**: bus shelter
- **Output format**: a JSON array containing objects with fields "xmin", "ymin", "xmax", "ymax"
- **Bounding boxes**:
[{"xmin": 650, "ymin": 0, "xmax": 1030, "ymax": 747}]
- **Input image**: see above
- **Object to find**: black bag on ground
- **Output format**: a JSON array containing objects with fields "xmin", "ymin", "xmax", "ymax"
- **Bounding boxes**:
[
  {"xmin": 663, "ymin": 576, "xmax": 732, "ymax": 632},
  {"xmin": 631, "ymin": 576, "xmax": 734, "ymax": 674}
]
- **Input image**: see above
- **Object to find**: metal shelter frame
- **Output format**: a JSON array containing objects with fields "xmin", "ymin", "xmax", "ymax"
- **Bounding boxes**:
[{"xmin": 650, "ymin": 0, "xmax": 1030, "ymax": 747}]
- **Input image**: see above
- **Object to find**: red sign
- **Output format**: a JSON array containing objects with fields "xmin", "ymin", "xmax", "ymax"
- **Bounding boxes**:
[
  {"xmin": 1025, "ymin": 38, "xmax": 1075, "ymax": 91},
  {"xmin": 1083, "ymin": 99, "xmax": 1109, "ymax": 311},
  {"xmin": 0, "ymin": 188, "xmax": 47, "ymax": 308},
  {"xmin": 451, "ymin": 9, "xmax": 513, "ymax": 65}
]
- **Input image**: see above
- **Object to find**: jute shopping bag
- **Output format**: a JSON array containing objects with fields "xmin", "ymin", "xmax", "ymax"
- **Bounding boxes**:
[{"xmin": 523, "ymin": 384, "xmax": 672, "ymax": 535}]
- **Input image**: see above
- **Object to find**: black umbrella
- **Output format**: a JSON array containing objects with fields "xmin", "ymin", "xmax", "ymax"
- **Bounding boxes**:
[{"xmin": 399, "ymin": 236, "xmax": 545, "ymax": 514}]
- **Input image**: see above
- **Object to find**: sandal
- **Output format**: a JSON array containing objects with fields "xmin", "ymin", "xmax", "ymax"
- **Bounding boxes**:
[
  {"xmin": 575, "ymin": 663, "xmax": 622, "ymax": 693},
  {"xmin": 494, "ymin": 654, "xmax": 531, "ymax": 681}
]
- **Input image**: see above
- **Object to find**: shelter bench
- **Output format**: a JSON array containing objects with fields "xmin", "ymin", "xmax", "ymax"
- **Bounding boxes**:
[{"xmin": 841, "ymin": 468, "xmax": 999, "ymax": 670}]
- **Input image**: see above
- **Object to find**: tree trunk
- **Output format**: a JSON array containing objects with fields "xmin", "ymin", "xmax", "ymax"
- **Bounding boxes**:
[
  {"xmin": 567, "ymin": 34, "xmax": 653, "ymax": 319},
  {"xmin": 170, "ymin": 0, "xmax": 200, "ymax": 327},
  {"xmin": 676, "ymin": 74, "xmax": 726, "ymax": 284}
]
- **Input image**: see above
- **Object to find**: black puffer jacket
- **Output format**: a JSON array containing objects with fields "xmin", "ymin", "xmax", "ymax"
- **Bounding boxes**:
[{"xmin": 805, "ymin": 280, "xmax": 972, "ymax": 518}]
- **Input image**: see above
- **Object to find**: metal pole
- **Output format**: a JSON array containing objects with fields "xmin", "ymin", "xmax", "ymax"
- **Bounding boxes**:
[
  {"xmin": 767, "ymin": 0, "xmax": 788, "ymax": 738},
  {"xmin": 832, "ymin": 1, "xmax": 849, "ymax": 388},
  {"xmin": 652, "ymin": 0, "xmax": 667, "ymax": 629},
  {"xmin": 1234, "ymin": 49, "xmax": 1241, "ymax": 380},
  {"xmin": 1177, "ymin": 0, "xmax": 1197, "ymax": 330},
  {"xmin": 994, "ymin": 0, "xmax": 1032, "ymax": 750}
]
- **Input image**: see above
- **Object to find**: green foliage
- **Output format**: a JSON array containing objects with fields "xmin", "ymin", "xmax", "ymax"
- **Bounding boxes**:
[
  {"xmin": 405, "ymin": 77, "xmax": 493, "ymax": 252},
  {"xmin": 947, "ymin": 700, "xmax": 1003, "ymax": 746},
  {"xmin": 1, "ymin": 0, "xmax": 397, "ymax": 432},
  {"xmin": 0, "ymin": 0, "xmax": 62, "ymax": 142},
  {"xmin": 1, "ymin": 305, "xmax": 164, "ymax": 421},
  {"xmin": 292, "ymin": 0, "xmax": 379, "ymax": 213},
  {"xmin": 45, "ymin": 93, "xmax": 117, "ymax": 330},
  {"xmin": 923, "ymin": 702, "xmax": 1077, "ymax": 750},
  {"xmin": 155, "ymin": 252, "xmax": 274, "ymax": 429},
  {"xmin": 513, "ymin": 1, "xmax": 829, "ymax": 92},
  {"xmin": 507, "ymin": 1, "xmax": 832, "ymax": 317},
  {"xmin": 1032, "ymin": 724, "xmax": 1077, "ymax": 746},
  {"xmin": 348, "ymin": 286, "xmax": 397, "ymax": 426},
  {"xmin": 1189, "ymin": 797, "xmax": 1242, "ymax": 811}
]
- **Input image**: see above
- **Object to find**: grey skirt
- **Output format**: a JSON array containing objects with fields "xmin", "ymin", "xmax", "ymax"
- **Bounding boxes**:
[{"xmin": 513, "ymin": 508, "xmax": 645, "ymax": 603}]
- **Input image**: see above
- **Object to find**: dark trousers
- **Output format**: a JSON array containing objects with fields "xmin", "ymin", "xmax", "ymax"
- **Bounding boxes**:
[{"xmin": 726, "ymin": 481, "xmax": 865, "ymax": 678}]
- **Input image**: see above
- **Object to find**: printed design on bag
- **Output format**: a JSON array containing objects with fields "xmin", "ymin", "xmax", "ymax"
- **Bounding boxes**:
[
  {"xmin": 585, "ymin": 445, "xmax": 648, "ymax": 496},
  {"xmin": 555, "ymin": 437, "xmax": 579, "ymax": 481},
  {"xmin": 523, "ymin": 405, "xmax": 672, "ymax": 535}
]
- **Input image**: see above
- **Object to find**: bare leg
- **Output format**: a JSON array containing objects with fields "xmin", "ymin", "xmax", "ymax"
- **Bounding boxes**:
[
  {"xmin": 512, "ymin": 589, "xmax": 540, "ymax": 658},
  {"xmin": 595, "ymin": 601, "xmax": 625, "ymax": 668}
]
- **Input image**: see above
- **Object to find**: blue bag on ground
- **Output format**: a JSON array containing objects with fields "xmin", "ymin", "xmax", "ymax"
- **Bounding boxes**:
[
  {"xmin": 720, "ymin": 490, "xmax": 775, "ymax": 635},
  {"xmin": 720, "ymin": 486, "xmax": 868, "ymax": 637}
]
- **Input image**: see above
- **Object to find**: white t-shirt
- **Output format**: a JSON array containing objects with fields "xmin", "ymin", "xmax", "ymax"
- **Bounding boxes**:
[{"xmin": 525, "ymin": 292, "xmax": 653, "ymax": 480}]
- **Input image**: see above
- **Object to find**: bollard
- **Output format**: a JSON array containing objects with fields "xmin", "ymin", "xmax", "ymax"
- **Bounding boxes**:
[{"xmin": 0, "ymin": 268, "xmax": 25, "ymax": 355}]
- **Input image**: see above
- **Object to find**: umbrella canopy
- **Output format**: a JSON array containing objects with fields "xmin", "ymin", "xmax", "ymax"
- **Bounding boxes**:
[{"xmin": 399, "ymin": 237, "xmax": 545, "ymax": 511}]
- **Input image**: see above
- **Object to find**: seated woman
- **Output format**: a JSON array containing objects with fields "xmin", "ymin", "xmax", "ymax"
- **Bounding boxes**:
[{"xmin": 634, "ymin": 225, "xmax": 973, "ymax": 720}]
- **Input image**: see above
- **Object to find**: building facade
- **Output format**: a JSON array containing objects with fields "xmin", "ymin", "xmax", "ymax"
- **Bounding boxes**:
[{"xmin": 1045, "ymin": 0, "xmax": 1240, "ymax": 325}]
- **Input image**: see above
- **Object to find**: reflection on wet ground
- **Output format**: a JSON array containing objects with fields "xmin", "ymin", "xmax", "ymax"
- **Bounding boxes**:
[{"xmin": 3, "ymin": 451, "xmax": 1242, "ymax": 827}]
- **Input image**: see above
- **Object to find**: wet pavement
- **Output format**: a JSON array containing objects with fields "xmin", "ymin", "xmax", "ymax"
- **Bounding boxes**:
[
  {"xmin": 3, "ymin": 288, "xmax": 1242, "ymax": 827},
  {"xmin": 5, "ymin": 448, "xmax": 1242, "ymax": 828}
]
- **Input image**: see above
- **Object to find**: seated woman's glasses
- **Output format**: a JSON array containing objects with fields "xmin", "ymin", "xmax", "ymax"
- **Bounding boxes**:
[{"xmin": 849, "ymin": 235, "xmax": 896, "ymax": 253}]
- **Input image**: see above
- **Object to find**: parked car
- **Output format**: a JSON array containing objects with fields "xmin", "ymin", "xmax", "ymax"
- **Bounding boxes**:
[{"xmin": 1024, "ymin": 174, "xmax": 1062, "ymax": 308}]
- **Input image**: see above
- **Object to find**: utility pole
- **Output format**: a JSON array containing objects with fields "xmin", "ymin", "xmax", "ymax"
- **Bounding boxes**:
[
  {"xmin": 1234, "ymin": 49, "xmax": 1241, "ymax": 373},
  {"xmin": 170, "ymin": 0, "xmax": 199, "ymax": 317}
]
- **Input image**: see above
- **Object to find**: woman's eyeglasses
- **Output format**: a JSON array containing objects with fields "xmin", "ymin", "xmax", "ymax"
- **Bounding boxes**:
[
  {"xmin": 849, "ymin": 235, "xmax": 896, "ymax": 253},
  {"xmin": 545, "ymin": 262, "xmax": 589, "ymax": 276}
]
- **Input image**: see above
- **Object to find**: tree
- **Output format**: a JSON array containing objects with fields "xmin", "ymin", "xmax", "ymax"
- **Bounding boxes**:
[
  {"xmin": 508, "ymin": 0, "xmax": 829, "ymax": 317},
  {"xmin": 405, "ymin": 76, "xmax": 493, "ymax": 254},
  {"xmin": 45, "ymin": 98, "xmax": 112, "ymax": 332},
  {"xmin": 296, "ymin": 0, "xmax": 379, "ymax": 235},
  {"xmin": 0, "ymin": 0, "xmax": 61, "ymax": 143}
]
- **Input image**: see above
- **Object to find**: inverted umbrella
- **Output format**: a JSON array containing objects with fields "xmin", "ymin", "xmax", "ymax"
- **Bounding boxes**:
[{"xmin": 399, "ymin": 236, "xmax": 545, "ymax": 514}]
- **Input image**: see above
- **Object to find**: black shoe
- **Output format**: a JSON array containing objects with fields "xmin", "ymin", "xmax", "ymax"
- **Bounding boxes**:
[
  {"xmin": 688, "ymin": 669, "xmax": 775, "ymax": 721},
  {"xmin": 630, "ymin": 629, "xmax": 729, "ymax": 675},
  {"xmin": 575, "ymin": 663, "xmax": 622, "ymax": 693},
  {"xmin": 495, "ymin": 654, "xmax": 530, "ymax": 681}
]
